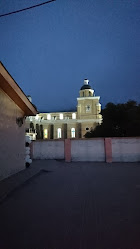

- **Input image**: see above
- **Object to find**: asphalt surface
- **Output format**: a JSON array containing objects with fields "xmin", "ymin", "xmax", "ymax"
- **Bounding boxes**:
[{"xmin": 0, "ymin": 160, "xmax": 140, "ymax": 249}]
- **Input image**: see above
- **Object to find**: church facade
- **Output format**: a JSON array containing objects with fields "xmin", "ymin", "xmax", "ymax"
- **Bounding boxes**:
[{"xmin": 25, "ymin": 79, "xmax": 102, "ymax": 140}]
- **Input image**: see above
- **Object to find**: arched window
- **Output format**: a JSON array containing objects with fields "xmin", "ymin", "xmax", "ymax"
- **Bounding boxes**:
[
  {"xmin": 44, "ymin": 129, "xmax": 48, "ymax": 139},
  {"xmin": 57, "ymin": 128, "xmax": 61, "ymax": 138},
  {"xmin": 71, "ymin": 128, "xmax": 75, "ymax": 138}
]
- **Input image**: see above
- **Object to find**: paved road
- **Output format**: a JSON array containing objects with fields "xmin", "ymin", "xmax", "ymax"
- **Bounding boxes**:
[{"xmin": 0, "ymin": 161, "xmax": 140, "ymax": 249}]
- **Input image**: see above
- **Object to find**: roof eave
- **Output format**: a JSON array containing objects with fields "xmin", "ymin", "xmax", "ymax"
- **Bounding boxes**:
[{"xmin": 0, "ymin": 62, "xmax": 37, "ymax": 116}]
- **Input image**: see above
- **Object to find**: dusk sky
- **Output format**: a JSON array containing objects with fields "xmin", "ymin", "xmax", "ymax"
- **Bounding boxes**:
[{"xmin": 0, "ymin": 0, "xmax": 139, "ymax": 112}]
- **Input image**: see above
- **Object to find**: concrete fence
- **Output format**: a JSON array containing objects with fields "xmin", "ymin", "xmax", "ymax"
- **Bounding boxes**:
[
  {"xmin": 71, "ymin": 139, "xmax": 105, "ymax": 161},
  {"xmin": 112, "ymin": 138, "xmax": 140, "ymax": 162},
  {"xmin": 32, "ymin": 137, "xmax": 140, "ymax": 163},
  {"xmin": 32, "ymin": 140, "xmax": 64, "ymax": 160}
]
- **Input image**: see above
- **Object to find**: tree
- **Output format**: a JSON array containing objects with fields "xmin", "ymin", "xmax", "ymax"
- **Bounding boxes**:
[{"xmin": 85, "ymin": 100, "xmax": 140, "ymax": 138}]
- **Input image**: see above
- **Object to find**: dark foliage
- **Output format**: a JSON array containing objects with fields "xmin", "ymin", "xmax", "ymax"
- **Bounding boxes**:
[{"xmin": 85, "ymin": 100, "xmax": 140, "ymax": 138}]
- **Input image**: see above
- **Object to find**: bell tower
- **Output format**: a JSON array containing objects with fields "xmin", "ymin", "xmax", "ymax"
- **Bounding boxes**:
[{"xmin": 77, "ymin": 79, "xmax": 101, "ymax": 120}]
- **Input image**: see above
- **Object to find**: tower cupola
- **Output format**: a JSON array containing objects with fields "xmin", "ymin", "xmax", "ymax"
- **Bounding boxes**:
[
  {"xmin": 80, "ymin": 79, "xmax": 94, "ymax": 97},
  {"xmin": 80, "ymin": 79, "xmax": 92, "ymax": 90}
]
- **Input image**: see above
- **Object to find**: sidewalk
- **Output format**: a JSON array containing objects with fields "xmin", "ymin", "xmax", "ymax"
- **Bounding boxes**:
[{"xmin": 0, "ymin": 160, "xmax": 61, "ymax": 203}]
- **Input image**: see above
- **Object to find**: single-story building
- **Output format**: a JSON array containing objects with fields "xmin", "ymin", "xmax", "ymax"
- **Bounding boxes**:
[{"xmin": 0, "ymin": 62, "xmax": 37, "ymax": 181}]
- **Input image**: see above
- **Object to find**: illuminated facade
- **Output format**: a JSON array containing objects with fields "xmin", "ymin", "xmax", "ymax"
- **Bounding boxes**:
[{"xmin": 25, "ymin": 79, "xmax": 102, "ymax": 140}]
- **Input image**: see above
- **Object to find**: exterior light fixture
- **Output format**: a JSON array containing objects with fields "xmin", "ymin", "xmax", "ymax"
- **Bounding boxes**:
[{"xmin": 16, "ymin": 117, "xmax": 24, "ymax": 127}]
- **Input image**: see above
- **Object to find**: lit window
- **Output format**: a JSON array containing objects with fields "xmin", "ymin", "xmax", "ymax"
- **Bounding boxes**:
[
  {"xmin": 29, "ymin": 116, "xmax": 33, "ymax": 122},
  {"xmin": 47, "ymin": 114, "xmax": 51, "ymax": 120},
  {"xmin": 59, "ymin": 113, "xmax": 63, "ymax": 120},
  {"xmin": 35, "ymin": 115, "xmax": 39, "ymax": 120},
  {"xmin": 72, "ymin": 113, "xmax": 76, "ymax": 119},
  {"xmin": 44, "ymin": 129, "xmax": 48, "ymax": 139},
  {"xmin": 57, "ymin": 128, "xmax": 61, "ymax": 138},
  {"xmin": 71, "ymin": 128, "xmax": 75, "ymax": 138}
]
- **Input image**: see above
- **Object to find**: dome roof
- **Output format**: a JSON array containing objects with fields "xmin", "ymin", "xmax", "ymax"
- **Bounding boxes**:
[
  {"xmin": 80, "ymin": 84, "xmax": 92, "ymax": 90},
  {"xmin": 80, "ymin": 79, "xmax": 93, "ymax": 90}
]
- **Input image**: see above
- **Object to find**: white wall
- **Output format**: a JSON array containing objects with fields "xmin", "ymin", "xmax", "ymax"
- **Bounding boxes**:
[
  {"xmin": 32, "ymin": 137, "xmax": 140, "ymax": 163},
  {"xmin": 71, "ymin": 139, "xmax": 105, "ymax": 161},
  {"xmin": 33, "ymin": 140, "xmax": 64, "ymax": 160},
  {"xmin": 112, "ymin": 138, "xmax": 140, "ymax": 162}
]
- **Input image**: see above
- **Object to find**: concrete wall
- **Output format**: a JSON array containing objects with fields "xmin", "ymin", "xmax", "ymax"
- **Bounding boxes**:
[
  {"xmin": 33, "ymin": 140, "xmax": 64, "ymax": 160},
  {"xmin": 112, "ymin": 138, "xmax": 140, "ymax": 162},
  {"xmin": 32, "ymin": 137, "xmax": 140, "ymax": 163},
  {"xmin": 71, "ymin": 139, "xmax": 105, "ymax": 161},
  {"xmin": 0, "ymin": 89, "xmax": 25, "ymax": 180}
]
